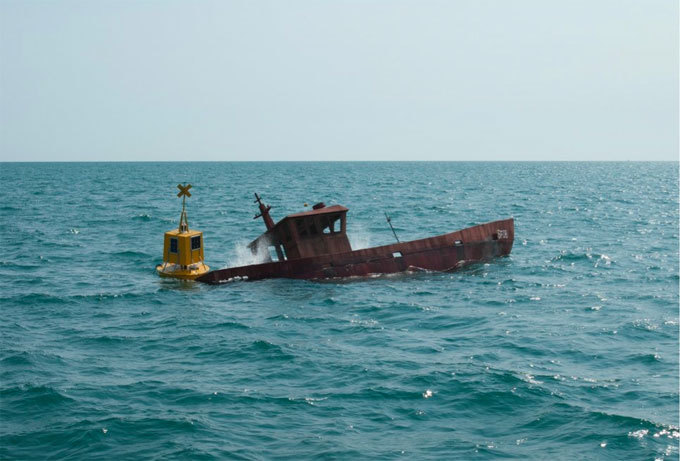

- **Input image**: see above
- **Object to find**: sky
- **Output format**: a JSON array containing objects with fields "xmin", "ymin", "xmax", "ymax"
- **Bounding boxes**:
[{"xmin": 0, "ymin": 0, "xmax": 677, "ymax": 162}]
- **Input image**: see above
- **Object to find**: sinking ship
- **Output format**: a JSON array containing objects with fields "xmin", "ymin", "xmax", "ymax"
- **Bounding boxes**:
[{"xmin": 157, "ymin": 185, "xmax": 514, "ymax": 283}]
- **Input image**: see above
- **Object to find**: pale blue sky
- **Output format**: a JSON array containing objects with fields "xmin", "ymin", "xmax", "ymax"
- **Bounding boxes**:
[{"xmin": 0, "ymin": 0, "xmax": 677, "ymax": 161}]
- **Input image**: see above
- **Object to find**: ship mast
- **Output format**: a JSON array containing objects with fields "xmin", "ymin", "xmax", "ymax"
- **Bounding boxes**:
[
  {"xmin": 253, "ymin": 193, "xmax": 284, "ymax": 261},
  {"xmin": 253, "ymin": 193, "xmax": 275, "ymax": 230}
]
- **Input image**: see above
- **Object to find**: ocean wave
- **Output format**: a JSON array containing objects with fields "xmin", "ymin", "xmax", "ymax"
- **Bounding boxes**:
[
  {"xmin": 265, "ymin": 314, "xmax": 328, "ymax": 324},
  {"xmin": 0, "ymin": 384, "xmax": 74, "ymax": 410},
  {"xmin": 0, "ymin": 292, "xmax": 77, "ymax": 305},
  {"xmin": 0, "ymin": 350, "xmax": 66, "ymax": 369},
  {"xmin": 248, "ymin": 339, "xmax": 294, "ymax": 359},
  {"xmin": 210, "ymin": 320, "xmax": 251, "ymax": 330},
  {"xmin": 0, "ymin": 260, "xmax": 42, "ymax": 270},
  {"xmin": 109, "ymin": 250, "xmax": 153, "ymax": 259},
  {"xmin": 550, "ymin": 250, "xmax": 614, "ymax": 266}
]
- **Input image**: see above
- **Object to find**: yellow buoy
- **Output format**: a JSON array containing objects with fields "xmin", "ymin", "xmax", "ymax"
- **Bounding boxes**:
[{"xmin": 156, "ymin": 183, "xmax": 210, "ymax": 280}]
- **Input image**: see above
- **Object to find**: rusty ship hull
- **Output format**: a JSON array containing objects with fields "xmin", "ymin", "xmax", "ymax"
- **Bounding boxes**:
[{"xmin": 197, "ymin": 218, "xmax": 514, "ymax": 284}]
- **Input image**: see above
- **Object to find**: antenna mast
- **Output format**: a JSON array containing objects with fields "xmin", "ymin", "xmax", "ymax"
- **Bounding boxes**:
[{"xmin": 385, "ymin": 212, "xmax": 400, "ymax": 243}]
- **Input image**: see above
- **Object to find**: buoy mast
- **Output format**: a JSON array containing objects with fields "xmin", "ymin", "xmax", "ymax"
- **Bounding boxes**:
[{"xmin": 178, "ymin": 183, "xmax": 191, "ymax": 233}]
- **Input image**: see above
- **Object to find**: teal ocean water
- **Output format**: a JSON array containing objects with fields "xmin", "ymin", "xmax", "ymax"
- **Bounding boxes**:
[{"xmin": 1, "ymin": 162, "xmax": 678, "ymax": 460}]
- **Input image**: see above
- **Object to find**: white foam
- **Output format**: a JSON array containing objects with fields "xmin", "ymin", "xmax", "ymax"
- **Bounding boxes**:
[
  {"xmin": 348, "ymin": 226, "xmax": 373, "ymax": 250},
  {"xmin": 654, "ymin": 428, "xmax": 680, "ymax": 439},
  {"xmin": 228, "ymin": 238, "xmax": 271, "ymax": 267},
  {"xmin": 304, "ymin": 396, "xmax": 327, "ymax": 405},
  {"xmin": 524, "ymin": 374, "xmax": 542, "ymax": 385},
  {"xmin": 628, "ymin": 429, "xmax": 648, "ymax": 439}
]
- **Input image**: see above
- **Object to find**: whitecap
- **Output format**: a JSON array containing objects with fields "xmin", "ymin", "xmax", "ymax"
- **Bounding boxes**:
[
  {"xmin": 304, "ymin": 396, "xmax": 327, "ymax": 405},
  {"xmin": 524, "ymin": 374, "xmax": 542, "ymax": 385},
  {"xmin": 628, "ymin": 429, "xmax": 648, "ymax": 439},
  {"xmin": 654, "ymin": 428, "xmax": 680, "ymax": 439}
]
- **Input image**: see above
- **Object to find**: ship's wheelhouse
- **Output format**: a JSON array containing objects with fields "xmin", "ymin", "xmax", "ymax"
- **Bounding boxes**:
[{"xmin": 249, "ymin": 204, "xmax": 351, "ymax": 261}]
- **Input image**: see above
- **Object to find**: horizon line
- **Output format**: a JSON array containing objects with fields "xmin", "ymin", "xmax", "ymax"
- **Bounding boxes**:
[{"xmin": 2, "ymin": 159, "xmax": 678, "ymax": 163}]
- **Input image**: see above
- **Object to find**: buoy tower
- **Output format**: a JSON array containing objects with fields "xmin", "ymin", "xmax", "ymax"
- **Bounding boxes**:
[{"xmin": 156, "ymin": 184, "xmax": 210, "ymax": 280}]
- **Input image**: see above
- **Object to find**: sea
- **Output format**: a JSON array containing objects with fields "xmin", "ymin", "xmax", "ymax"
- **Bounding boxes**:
[{"xmin": 1, "ymin": 162, "xmax": 678, "ymax": 460}]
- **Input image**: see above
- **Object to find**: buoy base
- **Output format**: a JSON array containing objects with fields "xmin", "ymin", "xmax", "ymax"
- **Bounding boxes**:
[{"xmin": 156, "ymin": 263, "xmax": 210, "ymax": 280}]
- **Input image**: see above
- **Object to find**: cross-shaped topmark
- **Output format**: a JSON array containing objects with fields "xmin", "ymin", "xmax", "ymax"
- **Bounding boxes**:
[{"xmin": 177, "ymin": 184, "xmax": 192, "ymax": 198}]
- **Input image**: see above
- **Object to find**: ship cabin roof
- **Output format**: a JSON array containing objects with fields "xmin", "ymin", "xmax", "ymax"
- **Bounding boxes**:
[
  {"xmin": 283, "ymin": 204, "xmax": 348, "ymax": 219},
  {"xmin": 248, "ymin": 204, "xmax": 352, "ymax": 261}
]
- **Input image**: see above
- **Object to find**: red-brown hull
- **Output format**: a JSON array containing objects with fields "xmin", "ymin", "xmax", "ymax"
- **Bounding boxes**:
[{"xmin": 197, "ymin": 218, "xmax": 514, "ymax": 284}]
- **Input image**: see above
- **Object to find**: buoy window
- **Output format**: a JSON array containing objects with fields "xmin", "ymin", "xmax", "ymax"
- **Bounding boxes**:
[
  {"xmin": 170, "ymin": 238, "xmax": 178, "ymax": 253},
  {"xmin": 191, "ymin": 236, "xmax": 201, "ymax": 250}
]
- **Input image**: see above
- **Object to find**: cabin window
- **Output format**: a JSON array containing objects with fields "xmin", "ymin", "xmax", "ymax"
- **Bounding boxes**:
[
  {"xmin": 321, "ymin": 216, "xmax": 331, "ymax": 234},
  {"xmin": 283, "ymin": 224, "xmax": 292, "ymax": 242},
  {"xmin": 392, "ymin": 251, "xmax": 403, "ymax": 258},
  {"xmin": 308, "ymin": 219, "xmax": 318, "ymax": 236},
  {"xmin": 296, "ymin": 219, "xmax": 308, "ymax": 237},
  {"xmin": 191, "ymin": 236, "xmax": 201, "ymax": 250},
  {"xmin": 454, "ymin": 240, "xmax": 463, "ymax": 246},
  {"xmin": 321, "ymin": 214, "xmax": 339, "ymax": 234},
  {"xmin": 268, "ymin": 245, "xmax": 286, "ymax": 261},
  {"xmin": 170, "ymin": 238, "xmax": 178, "ymax": 253}
]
